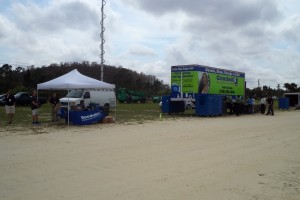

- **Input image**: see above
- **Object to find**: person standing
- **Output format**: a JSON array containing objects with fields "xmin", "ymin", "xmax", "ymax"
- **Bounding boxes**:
[
  {"xmin": 260, "ymin": 96, "xmax": 266, "ymax": 114},
  {"xmin": 31, "ymin": 90, "xmax": 40, "ymax": 124},
  {"xmin": 246, "ymin": 96, "xmax": 255, "ymax": 114},
  {"xmin": 77, "ymin": 100, "xmax": 86, "ymax": 110},
  {"xmin": 50, "ymin": 93, "xmax": 60, "ymax": 121},
  {"xmin": 4, "ymin": 90, "xmax": 16, "ymax": 124},
  {"xmin": 233, "ymin": 95, "xmax": 241, "ymax": 116},
  {"xmin": 266, "ymin": 96, "xmax": 274, "ymax": 116},
  {"xmin": 226, "ymin": 96, "xmax": 233, "ymax": 114}
]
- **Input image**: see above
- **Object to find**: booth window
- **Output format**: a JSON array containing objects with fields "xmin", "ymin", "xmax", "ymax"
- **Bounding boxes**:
[{"xmin": 83, "ymin": 92, "xmax": 90, "ymax": 99}]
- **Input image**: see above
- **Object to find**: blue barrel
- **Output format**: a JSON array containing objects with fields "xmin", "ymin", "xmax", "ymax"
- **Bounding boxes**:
[
  {"xmin": 278, "ymin": 97, "xmax": 289, "ymax": 110},
  {"xmin": 161, "ymin": 96, "xmax": 170, "ymax": 113}
]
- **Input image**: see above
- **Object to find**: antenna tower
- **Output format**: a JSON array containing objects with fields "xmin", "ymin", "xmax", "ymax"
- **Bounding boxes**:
[{"xmin": 99, "ymin": 0, "xmax": 106, "ymax": 81}]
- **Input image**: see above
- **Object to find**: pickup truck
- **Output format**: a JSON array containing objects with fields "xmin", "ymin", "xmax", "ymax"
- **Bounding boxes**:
[{"xmin": 14, "ymin": 92, "xmax": 47, "ymax": 106}]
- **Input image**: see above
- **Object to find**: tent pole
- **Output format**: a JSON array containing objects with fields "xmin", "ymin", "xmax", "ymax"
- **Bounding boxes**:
[
  {"xmin": 37, "ymin": 89, "xmax": 39, "ymax": 123},
  {"xmin": 114, "ymin": 91, "xmax": 117, "ymax": 123},
  {"xmin": 68, "ymin": 89, "xmax": 70, "ymax": 126}
]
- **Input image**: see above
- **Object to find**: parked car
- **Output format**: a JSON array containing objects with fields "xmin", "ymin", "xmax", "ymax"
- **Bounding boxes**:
[
  {"xmin": 158, "ymin": 99, "xmax": 195, "ymax": 110},
  {"xmin": 60, "ymin": 89, "xmax": 116, "ymax": 110},
  {"xmin": 0, "ymin": 94, "xmax": 5, "ymax": 106},
  {"xmin": 14, "ymin": 92, "xmax": 47, "ymax": 106}
]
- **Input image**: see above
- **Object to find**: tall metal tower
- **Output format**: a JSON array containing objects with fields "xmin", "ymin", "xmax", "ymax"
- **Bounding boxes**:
[{"xmin": 99, "ymin": 0, "xmax": 106, "ymax": 81}]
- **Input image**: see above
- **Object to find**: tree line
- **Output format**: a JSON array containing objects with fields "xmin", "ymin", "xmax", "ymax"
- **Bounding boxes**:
[
  {"xmin": 246, "ymin": 83, "xmax": 300, "ymax": 99},
  {"xmin": 1, "ymin": 62, "xmax": 299, "ymax": 99},
  {"xmin": 0, "ymin": 62, "xmax": 170, "ymax": 97}
]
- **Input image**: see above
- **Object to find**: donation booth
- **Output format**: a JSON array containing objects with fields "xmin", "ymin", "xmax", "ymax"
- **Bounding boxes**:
[
  {"xmin": 57, "ymin": 103, "xmax": 107, "ymax": 125},
  {"xmin": 37, "ymin": 69, "xmax": 116, "ymax": 125},
  {"xmin": 68, "ymin": 109, "xmax": 106, "ymax": 125}
]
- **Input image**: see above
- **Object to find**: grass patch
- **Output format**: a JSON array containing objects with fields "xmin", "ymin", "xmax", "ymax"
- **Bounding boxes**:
[
  {"xmin": 0, "ymin": 100, "xmax": 281, "ymax": 128},
  {"xmin": 0, "ymin": 102, "xmax": 168, "ymax": 127}
]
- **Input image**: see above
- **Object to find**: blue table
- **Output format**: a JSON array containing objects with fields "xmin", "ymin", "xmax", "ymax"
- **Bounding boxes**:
[{"xmin": 68, "ymin": 110, "xmax": 106, "ymax": 125}]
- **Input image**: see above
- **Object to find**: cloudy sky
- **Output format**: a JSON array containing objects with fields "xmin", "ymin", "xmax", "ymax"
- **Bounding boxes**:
[{"xmin": 0, "ymin": 0, "xmax": 299, "ymax": 88}]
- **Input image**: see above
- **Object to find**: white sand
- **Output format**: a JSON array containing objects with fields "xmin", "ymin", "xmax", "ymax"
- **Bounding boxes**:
[{"xmin": 0, "ymin": 110, "xmax": 300, "ymax": 200}]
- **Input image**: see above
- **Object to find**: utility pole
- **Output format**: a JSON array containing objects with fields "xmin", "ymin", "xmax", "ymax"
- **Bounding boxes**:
[
  {"xmin": 99, "ymin": 0, "xmax": 106, "ymax": 81},
  {"xmin": 258, "ymin": 79, "xmax": 260, "ymax": 89}
]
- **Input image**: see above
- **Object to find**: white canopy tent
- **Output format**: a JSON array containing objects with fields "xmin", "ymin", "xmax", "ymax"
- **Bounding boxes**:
[
  {"xmin": 37, "ymin": 69, "xmax": 115, "ymax": 90},
  {"xmin": 37, "ymin": 69, "xmax": 116, "ymax": 124}
]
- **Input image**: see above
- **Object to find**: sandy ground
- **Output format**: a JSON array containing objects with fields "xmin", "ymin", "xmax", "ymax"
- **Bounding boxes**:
[{"xmin": 0, "ymin": 110, "xmax": 300, "ymax": 200}]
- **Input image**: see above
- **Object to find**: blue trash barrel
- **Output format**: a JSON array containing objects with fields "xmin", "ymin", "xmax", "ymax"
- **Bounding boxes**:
[{"xmin": 278, "ymin": 97, "xmax": 289, "ymax": 110}]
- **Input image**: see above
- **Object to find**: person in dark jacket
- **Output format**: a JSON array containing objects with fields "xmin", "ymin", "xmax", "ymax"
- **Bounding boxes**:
[
  {"xmin": 50, "ymin": 93, "xmax": 60, "ymax": 121},
  {"xmin": 266, "ymin": 96, "xmax": 274, "ymax": 116}
]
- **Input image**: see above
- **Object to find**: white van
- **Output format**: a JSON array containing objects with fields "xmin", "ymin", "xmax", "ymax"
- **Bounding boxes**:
[{"xmin": 60, "ymin": 89, "xmax": 116, "ymax": 110}]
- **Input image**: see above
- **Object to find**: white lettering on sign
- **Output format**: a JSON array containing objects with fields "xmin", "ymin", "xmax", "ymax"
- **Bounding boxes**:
[{"xmin": 81, "ymin": 112, "xmax": 101, "ymax": 121}]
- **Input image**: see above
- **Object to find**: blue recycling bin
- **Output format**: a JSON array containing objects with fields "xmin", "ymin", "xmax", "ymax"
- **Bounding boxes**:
[
  {"xmin": 161, "ymin": 95, "xmax": 170, "ymax": 113},
  {"xmin": 195, "ymin": 94, "xmax": 223, "ymax": 116},
  {"xmin": 278, "ymin": 97, "xmax": 289, "ymax": 110}
]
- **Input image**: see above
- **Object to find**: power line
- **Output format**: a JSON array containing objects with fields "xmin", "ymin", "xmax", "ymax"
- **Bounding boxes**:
[{"xmin": 0, "ymin": 60, "xmax": 33, "ymax": 67}]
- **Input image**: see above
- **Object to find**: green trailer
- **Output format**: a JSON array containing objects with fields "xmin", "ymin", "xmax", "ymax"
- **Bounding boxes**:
[{"xmin": 117, "ymin": 88, "xmax": 146, "ymax": 103}]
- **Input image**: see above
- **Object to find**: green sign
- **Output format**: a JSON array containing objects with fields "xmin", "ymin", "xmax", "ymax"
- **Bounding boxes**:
[
  {"xmin": 171, "ymin": 65, "xmax": 245, "ymax": 96},
  {"xmin": 171, "ymin": 71, "xmax": 198, "ymax": 93}
]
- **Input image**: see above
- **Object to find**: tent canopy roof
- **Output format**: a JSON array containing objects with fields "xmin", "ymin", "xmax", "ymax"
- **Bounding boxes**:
[{"xmin": 37, "ymin": 69, "xmax": 115, "ymax": 90}]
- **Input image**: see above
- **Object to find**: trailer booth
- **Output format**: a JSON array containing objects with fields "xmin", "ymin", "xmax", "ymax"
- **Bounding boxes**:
[{"xmin": 162, "ymin": 64, "xmax": 246, "ymax": 116}]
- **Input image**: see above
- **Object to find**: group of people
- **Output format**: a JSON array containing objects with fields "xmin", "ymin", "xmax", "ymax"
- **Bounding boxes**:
[
  {"xmin": 3, "ymin": 90, "xmax": 43, "ymax": 125},
  {"xmin": 3, "ymin": 90, "xmax": 61, "ymax": 125},
  {"xmin": 225, "ymin": 96, "xmax": 244, "ymax": 116},
  {"xmin": 3, "ymin": 88, "xmax": 275, "ymax": 124},
  {"xmin": 197, "ymin": 72, "xmax": 275, "ymax": 116},
  {"xmin": 226, "ymin": 95, "xmax": 275, "ymax": 116}
]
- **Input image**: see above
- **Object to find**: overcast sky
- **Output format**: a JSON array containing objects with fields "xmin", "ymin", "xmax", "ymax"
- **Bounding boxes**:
[{"xmin": 0, "ymin": 0, "xmax": 299, "ymax": 89}]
